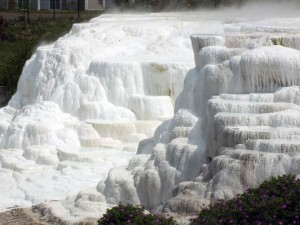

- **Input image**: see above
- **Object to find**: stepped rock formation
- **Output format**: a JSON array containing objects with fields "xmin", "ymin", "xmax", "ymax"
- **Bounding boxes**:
[
  {"xmin": 0, "ymin": 13, "xmax": 215, "ymax": 214},
  {"xmin": 1, "ymin": 8, "xmax": 300, "ymax": 224},
  {"xmin": 36, "ymin": 33, "xmax": 300, "ymax": 224},
  {"xmin": 92, "ymin": 34, "xmax": 300, "ymax": 217}
]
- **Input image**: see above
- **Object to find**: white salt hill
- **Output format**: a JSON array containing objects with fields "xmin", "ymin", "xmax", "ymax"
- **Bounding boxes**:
[
  {"xmin": 1, "ymin": 7, "xmax": 300, "ymax": 224},
  {"xmin": 0, "ymin": 12, "xmax": 224, "ymax": 213},
  {"xmin": 32, "ymin": 14, "xmax": 300, "ymax": 224}
]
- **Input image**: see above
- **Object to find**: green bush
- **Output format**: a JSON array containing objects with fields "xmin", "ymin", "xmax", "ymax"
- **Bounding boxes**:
[
  {"xmin": 0, "ymin": 38, "xmax": 35, "ymax": 99},
  {"xmin": 98, "ymin": 203, "xmax": 177, "ymax": 225},
  {"xmin": 0, "ymin": 16, "xmax": 8, "ymax": 41},
  {"xmin": 0, "ymin": 18, "xmax": 77, "ymax": 104},
  {"xmin": 190, "ymin": 175, "xmax": 300, "ymax": 225}
]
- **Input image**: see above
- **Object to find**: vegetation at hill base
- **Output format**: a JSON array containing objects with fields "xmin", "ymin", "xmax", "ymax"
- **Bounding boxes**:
[
  {"xmin": 98, "ymin": 203, "xmax": 178, "ymax": 225},
  {"xmin": 98, "ymin": 175, "xmax": 300, "ymax": 225},
  {"xmin": 192, "ymin": 174, "xmax": 300, "ymax": 225},
  {"xmin": 0, "ymin": 13, "xmax": 98, "ymax": 106}
]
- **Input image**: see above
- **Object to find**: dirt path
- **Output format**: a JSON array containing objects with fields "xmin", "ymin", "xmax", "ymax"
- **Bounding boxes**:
[{"xmin": 0, "ymin": 208, "xmax": 50, "ymax": 225}]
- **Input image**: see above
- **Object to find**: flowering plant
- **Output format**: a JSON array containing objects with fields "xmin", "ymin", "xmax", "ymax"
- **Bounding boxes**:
[
  {"xmin": 190, "ymin": 175, "xmax": 300, "ymax": 225},
  {"xmin": 98, "ymin": 203, "xmax": 177, "ymax": 225}
]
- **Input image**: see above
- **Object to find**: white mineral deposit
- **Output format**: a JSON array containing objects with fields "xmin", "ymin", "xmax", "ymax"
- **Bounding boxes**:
[{"xmin": 0, "ymin": 1, "xmax": 300, "ymax": 224}]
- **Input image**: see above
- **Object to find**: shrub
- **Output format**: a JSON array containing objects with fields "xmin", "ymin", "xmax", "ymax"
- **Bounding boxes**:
[
  {"xmin": 0, "ymin": 38, "xmax": 35, "ymax": 101},
  {"xmin": 0, "ymin": 18, "xmax": 77, "ymax": 103},
  {"xmin": 0, "ymin": 16, "xmax": 8, "ymax": 41},
  {"xmin": 190, "ymin": 175, "xmax": 300, "ymax": 225},
  {"xmin": 98, "ymin": 203, "xmax": 177, "ymax": 225}
]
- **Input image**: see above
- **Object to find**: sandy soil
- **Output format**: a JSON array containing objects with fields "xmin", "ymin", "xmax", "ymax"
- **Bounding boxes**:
[{"xmin": 0, "ymin": 208, "xmax": 50, "ymax": 225}]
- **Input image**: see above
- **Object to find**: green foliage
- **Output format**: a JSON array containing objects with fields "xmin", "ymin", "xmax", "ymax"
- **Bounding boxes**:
[
  {"xmin": 190, "ymin": 175, "xmax": 300, "ymax": 225},
  {"xmin": 0, "ymin": 38, "xmax": 34, "ymax": 97},
  {"xmin": 0, "ymin": 15, "xmax": 8, "ymax": 40},
  {"xmin": 0, "ymin": 18, "xmax": 77, "ymax": 104},
  {"xmin": 98, "ymin": 176, "xmax": 300, "ymax": 225},
  {"xmin": 98, "ymin": 203, "xmax": 177, "ymax": 225}
]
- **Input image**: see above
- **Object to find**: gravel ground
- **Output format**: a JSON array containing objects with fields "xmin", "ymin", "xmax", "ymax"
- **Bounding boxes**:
[{"xmin": 0, "ymin": 208, "xmax": 50, "ymax": 225}]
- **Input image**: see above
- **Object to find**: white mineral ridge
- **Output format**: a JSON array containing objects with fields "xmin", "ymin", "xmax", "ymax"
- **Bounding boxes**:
[
  {"xmin": 2, "ymin": 6, "xmax": 300, "ymax": 224},
  {"xmin": 45, "ymin": 11, "xmax": 300, "ymax": 222},
  {"xmin": 0, "ymin": 12, "xmax": 224, "ymax": 214}
]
